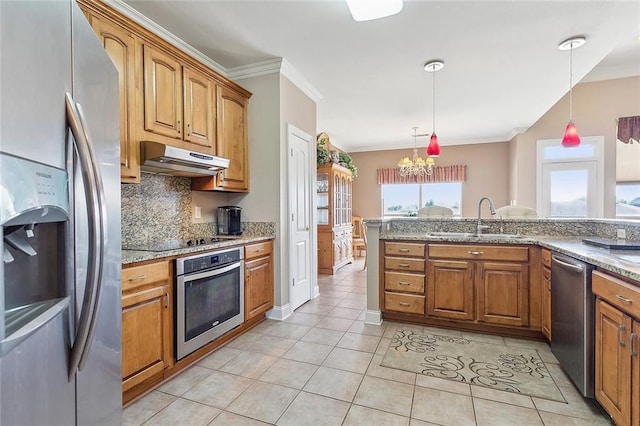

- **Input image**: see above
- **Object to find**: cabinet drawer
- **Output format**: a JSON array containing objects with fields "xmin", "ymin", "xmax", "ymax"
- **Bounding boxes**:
[
  {"xmin": 385, "ymin": 257, "xmax": 425, "ymax": 273},
  {"xmin": 384, "ymin": 292, "xmax": 425, "ymax": 315},
  {"xmin": 245, "ymin": 241, "xmax": 273, "ymax": 260},
  {"xmin": 593, "ymin": 270, "xmax": 640, "ymax": 318},
  {"xmin": 385, "ymin": 272, "xmax": 425, "ymax": 293},
  {"xmin": 428, "ymin": 244, "xmax": 528, "ymax": 262},
  {"xmin": 122, "ymin": 261, "xmax": 170, "ymax": 292},
  {"xmin": 541, "ymin": 249, "xmax": 551, "ymax": 268},
  {"xmin": 385, "ymin": 242, "xmax": 425, "ymax": 257}
]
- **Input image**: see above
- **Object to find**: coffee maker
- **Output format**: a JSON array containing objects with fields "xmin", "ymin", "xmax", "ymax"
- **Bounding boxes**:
[{"xmin": 217, "ymin": 206, "xmax": 242, "ymax": 235}]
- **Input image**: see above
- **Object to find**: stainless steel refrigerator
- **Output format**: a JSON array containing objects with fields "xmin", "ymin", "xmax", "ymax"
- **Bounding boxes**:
[{"xmin": 1, "ymin": 1, "xmax": 122, "ymax": 424}]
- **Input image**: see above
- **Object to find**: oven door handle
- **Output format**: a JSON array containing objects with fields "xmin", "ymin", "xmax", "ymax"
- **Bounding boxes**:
[{"xmin": 181, "ymin": 261, "xmax": 243, "ymax": 282}]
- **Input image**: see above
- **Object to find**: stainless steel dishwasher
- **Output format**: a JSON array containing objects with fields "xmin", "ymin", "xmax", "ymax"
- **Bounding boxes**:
[{"xmin": 550, "ymin": 252, "xmax": 595, "ymax": 398}]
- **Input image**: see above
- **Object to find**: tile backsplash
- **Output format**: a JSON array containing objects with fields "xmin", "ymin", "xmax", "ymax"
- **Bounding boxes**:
[{"xmin": 121, "ymin": 173, "xmax": 274, "ymax": 247}]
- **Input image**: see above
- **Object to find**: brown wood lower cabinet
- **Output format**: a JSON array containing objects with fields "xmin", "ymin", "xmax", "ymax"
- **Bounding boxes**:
[
  {"xmin": 427, "ymin": 259, "xmax": 474, "ymax": 321},
  {"xmin": 121, "ymin": 261, "xmax": 172, "ymax": 394},
  {"xmin": 382, "ymin": 242, "xmax": 426, "ymax": 317},
  {"xmin": 244, "ymin": 241, "xmax": 274, "ymax": 320},
  {"xmin": 593, "ymin": 270, "xmax": 640, "ymax": 426}
]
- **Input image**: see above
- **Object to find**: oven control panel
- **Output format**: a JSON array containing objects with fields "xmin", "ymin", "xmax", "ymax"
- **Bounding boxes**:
[{"xmin": 177, "ymin": 247, "xmax": 243, "ymax": 275}]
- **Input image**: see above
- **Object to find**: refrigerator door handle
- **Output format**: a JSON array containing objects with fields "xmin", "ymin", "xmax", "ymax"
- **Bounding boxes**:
[
  {"xmin": 65, "ymin": 93, "xmax": 103, "ymax": 381},
  {"xmin": 74, "ymin": 102, "xmax": 107, "ymax": 371}
]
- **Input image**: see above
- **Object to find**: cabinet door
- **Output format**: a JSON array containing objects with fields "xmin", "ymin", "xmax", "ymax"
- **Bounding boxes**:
[
  {"xmin": 245, "ymin": 256, "xmax": 273, "ymax": 320},
  {"xmin": 90, "ymin": 15, "xmax": 139, "ymax": 183},
  {"xmin": 595, "ymin": 299, "xmax": 632, "ymax": 426},
  {"xmin": 216, "ymin": 85, "xmax": 249, "ymax": 191},
  {"xmin": 542, "ymin": 267, "xmax": 552, "ymax": 340},
  {"xmin": 476, "ymin": 262, "xmax": 529, "ymax": 327},
  {"xmin": 427, "ymin": 259, "xmax": 474, "ymax": 320},
  {"xmin": 183, "ymin": 66, "xmax": 214, "ymax": 150},
  {"xmin": 143, "ymin": 45, "xmax": 183, "ymax": 139},
  {"xmin": 121, "ymin": 284, "xmax": 170, "ymax": 392}
]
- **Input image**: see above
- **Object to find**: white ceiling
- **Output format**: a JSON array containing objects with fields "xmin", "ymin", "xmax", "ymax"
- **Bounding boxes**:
[{"xmin": 122, "ymin": 0, "xmax": 640, "ymax": 152}]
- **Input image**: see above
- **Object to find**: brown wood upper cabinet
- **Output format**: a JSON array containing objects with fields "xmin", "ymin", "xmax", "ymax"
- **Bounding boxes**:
[{"xmin": 143, "ymin": 45, "xmax": 215, "ymax": 151}]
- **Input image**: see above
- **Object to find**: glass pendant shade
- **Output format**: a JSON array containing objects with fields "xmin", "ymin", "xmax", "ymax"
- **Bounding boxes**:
[
  {"xmin": 562, "ymin": 121, "xmax": 581, "ymax": 147},
  {"xmin": 427, "ymin": 133, "xmax": 440, "ymax": 157}
]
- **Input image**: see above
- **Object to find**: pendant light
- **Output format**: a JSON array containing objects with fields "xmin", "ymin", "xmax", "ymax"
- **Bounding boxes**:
[
  {"xmin": 424, "ymin": 60, "xmax": 444, "ymax": 157},
  {"xmin": 558, "ymin": 36, "xmax": 586, "ymax": 148}
]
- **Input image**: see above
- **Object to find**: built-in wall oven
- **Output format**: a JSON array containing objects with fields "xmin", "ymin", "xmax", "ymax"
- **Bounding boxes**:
[{"xmin": 175, "ymin": 247, "xmax": 244, "ymax": 360}]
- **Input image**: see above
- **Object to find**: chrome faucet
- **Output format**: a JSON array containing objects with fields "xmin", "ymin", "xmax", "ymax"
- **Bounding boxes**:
[{"xmin": 476, "ymin": 197, "xmax": 496, "ymax": 235}]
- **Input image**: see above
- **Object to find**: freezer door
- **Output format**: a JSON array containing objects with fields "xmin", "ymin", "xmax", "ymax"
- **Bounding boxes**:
[{"xmin": 70, "ymin": 3, "xmax": 122, "ymax": 425}]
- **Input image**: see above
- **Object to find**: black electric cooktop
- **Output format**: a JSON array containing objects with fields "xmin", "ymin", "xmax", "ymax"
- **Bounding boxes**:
[{"xmin": 582, "ymin": 237, "xmax": 640, "ymax": 250}]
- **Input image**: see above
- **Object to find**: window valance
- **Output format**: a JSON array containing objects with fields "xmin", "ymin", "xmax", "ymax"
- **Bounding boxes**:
[
  {"xmin": 617, "ymin": 116, "xmax": 640, "ymax": 144},
  {"xmin": 377, "ymin": 165, "xmax": 466, "ymax": 184}
]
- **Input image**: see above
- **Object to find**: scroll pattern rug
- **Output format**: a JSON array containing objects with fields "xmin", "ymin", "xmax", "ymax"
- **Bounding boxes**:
[{"xmin": 381, "ymin": 330, "xmax": 566, "ymax": 403}]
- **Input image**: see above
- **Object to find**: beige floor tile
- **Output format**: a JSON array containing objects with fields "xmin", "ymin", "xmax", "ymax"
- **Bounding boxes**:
[
  {"xmin": 356, "ymin": 311, "xmax": 366, "ymax": 320},
  {"xmin": 422, "ymin": 326, "xmax": 464, "ymax": 338},
  {"xmin": 250, "ymin": 320, "xmax": 279, "ymax": 335},
  {"xmin": 353, "ymin": 376, "xmax": 414, "ymax": 417},
  {"xmin": 470, "ymin": 385, "xmax": 535, "ymax": 408},
  {"xmin": 336, "ymin": 332, "xmax": 381, "ymax": 353},
  {"xmin": 303, "ymin": 366, "xmax": 364, "ymax": 402},
  {"xmin": 315, "ymin": 296, "xmax": 346, "ymax": 306},
  {"xmin": 219, "ymin": 351, "xmax": 279, "ymax": 379},
  {"xmin": 258, "ymin": 358, "xmax": 318, "ymax": 389},
  {"xmin": 238, "ymin": 333, "xmax": 298, "ymax": 357},
  {"xmin": 537, "ymin": 347, "xmax": 560, "ymax": 364},
  {"xmin": 366, "ymin": 354, "xmax": 416, "ymax": 385},
  {"xmin": 181, "ymin": 370, "xmax": 253, "ymax": 409},
  {"xmin": 473, "ymin": 398, "xmax": 542, "ymax": 426},
  {"xmin": 410, "ymin": 419, "xmax": 441, "ymax": 426},
  {"xmin": 322, "ymin": 347, "xmax": 374, "ymax": 374},
  {"xmin": 545, "ymin": 363, "xmax": 574, "ymax": 389},
  {"xmin": 300, "ymin": 327, "xmax": 345, "ymax": 346},
  {"xmin": 226, "ymin": 331, "xmax": 262, "ymax": 350},
  {"xmin": 343, "ymin": 292, "xmax": 367, "ymax": 301},
  {"xmin": 276, "ymin": 391, "xmax": 350, "ymax": 426},
  {"xmin": 208, "ymin": 411, "xmax": 271, "ymax": 425},
  {"xmin": 348, "ymin": 320, "xmax": 386, "ymax": 336},
  {"xmin": 144, "ymin": 398, "xmax": 220, "ymax": 426},
  {"xmin": 295, "ymin": 302, "xmax": 335, "ymax": 316},
  {"xmin": 156, "ymin": 365, "xmax": 212, "ymax": 396},
  {"xmin": 122, "ymin": 391, "xmax": 176, "ymax": 426},
  {"xmin": 532, "ymin": 386, "xmax": 606, "ymax": 420},
  {"xmin": 337, "ymin": 298, "xmax": 367, "ymax": 310},
  {"xmin": 197, "ymin": 346, "xmax": 243, "ymax": 370},
  {"xmin": 461, "ymin": 331, "xmax": 506, "ymax": 345},
  {"xmin": 283, "ymin": 312, "xmax": 322, "ymax": 326},
  {"xmin": 383, "ymin": 323, "xmax": 423, "ymax": 339},
  {"xmin": 315, "ymin": 316, "xmax": 355, "ymax": 331},
  {"xmin": 537, "ymin": 410, "xmax": 613, "ymax": 425},
  {"xmin": 226, "ymin": 381, "xmax": 298, "ymax": 424},
  {"xmin": 412, "ymin": 387, "xmax": 476, "ymax": 426},
  {"xmin": 415, "ymin": 375, "xmax": 471, "ymax": 396},
  {"xmin": 265, "ymin": 322, "xmax": 312, "ymax": 339},
  {"xmin": 504, "ymin": 337, "xmax": 551, "ymax": 352},
  {"xmin": 376, "ymin": 337, "xmax": 393, "ymax": 355},
  {"xmin": 344, "ymin": 404, "xmax": 410, "ymax": 426},
  {"xmin": 282, "ymin": 340, "xmax": 334, "ymax": 364},
  {"xmin": 326, "ymin": 306, "xmax": 362, "ymax": 320}
]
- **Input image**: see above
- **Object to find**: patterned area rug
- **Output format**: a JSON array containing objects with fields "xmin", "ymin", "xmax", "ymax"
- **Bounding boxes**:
[{"xmin": 381, "ymin": 330, "xmax": 566, "ymax": 403}]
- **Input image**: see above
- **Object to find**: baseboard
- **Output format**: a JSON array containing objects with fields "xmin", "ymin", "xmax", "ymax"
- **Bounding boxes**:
[
  {"xmin": 364, "ymin": 310, "xmax": 383, "ymax": 326},
  {"xmin": 266, "ymin": 304, "xmax": 292, "ymax": 321},
  {"xmin": 313, "ymin": 285, "xmax": 320, "ymax": 299}
]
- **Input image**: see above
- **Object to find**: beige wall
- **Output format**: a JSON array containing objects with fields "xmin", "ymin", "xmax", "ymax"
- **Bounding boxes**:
[
  {"xmin": 350, "ymin": 141, "xmax": 510, "ymax": 218},
  {"xmin": 510, "ymin": 76, "xmax": 640, "ymax": 217}
]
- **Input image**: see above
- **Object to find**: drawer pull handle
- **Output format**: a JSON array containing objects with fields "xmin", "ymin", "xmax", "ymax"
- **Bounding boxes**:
[
  {"xmin": 398, "ymin": 281, "xmax": 410, "ymax": 286},
  {"xmin": 631, "ymin": 333, "xmax": 638, "ymax": 358},
  {"xmin": 398, "ymin": 263, "xmax": 410, "ymax": 267},
  {"xmin": 128, "ymin": 274, "xmax": 147, "ymax": 282},
  {"xmin": 399, "ymin": 248, "xmax": 410, "ymax": 252},
  {"xmin": 615, "ymin": 294, "xmax": 633, "ymax": 304},
  {"xmin": 618, "ymin": 324, "xmax": 626, "ymax": 347},
  {"xmin": 398, "ymin": 302, "xmax": 410, "ymax": 306},
  {"xmin": 468, "ymin": 251, "xmax": 483, "ymax": 255}
]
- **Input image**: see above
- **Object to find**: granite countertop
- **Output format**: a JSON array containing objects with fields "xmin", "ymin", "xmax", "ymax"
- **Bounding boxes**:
[
  {"xmin": 380, "ymin": 233, "xmax": 640, "ymax": 282},
  {"xmin": 122, "ymin": 234, "xmax": 275, "ymax": 265}
]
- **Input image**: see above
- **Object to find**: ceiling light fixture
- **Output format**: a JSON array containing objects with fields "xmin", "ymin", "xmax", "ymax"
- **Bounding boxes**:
[
  {"xmin": 346, "ymin": 0, "xmax": 403, "ymax": 22},
  {"xmin": 558, "ymin": 36, "xmax": 586, "ymax": 148},
  {"xmin": 398, "ymin": 127, "xmax": 434, "ymax": 177},
  {"xmin": 424, "ymin": 60, "xmax": 444, "ymax": 157}
]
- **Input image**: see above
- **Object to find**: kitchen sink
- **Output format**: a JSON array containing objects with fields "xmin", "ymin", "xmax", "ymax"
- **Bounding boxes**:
[
  {"xmin": 475, "ymin": 233, "xmax": 525, "ymax": 240},
  {"xmin": 427, "ymin": 232, "xmax": 476, "ymax": 237},
  {"xmin": 426, "ymin": 232, "xmax": 524, "ymax": 240}
]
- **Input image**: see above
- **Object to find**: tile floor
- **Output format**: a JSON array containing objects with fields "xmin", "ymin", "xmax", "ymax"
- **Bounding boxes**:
[{"xmin": 123, "ymin": 259, "xmax": 612, "ymax": 426}]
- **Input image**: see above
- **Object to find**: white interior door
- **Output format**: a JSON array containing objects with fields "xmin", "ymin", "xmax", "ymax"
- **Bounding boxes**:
[{"xmin": 288, "ymin": 125, "xmax": 313, "ymax": 311}]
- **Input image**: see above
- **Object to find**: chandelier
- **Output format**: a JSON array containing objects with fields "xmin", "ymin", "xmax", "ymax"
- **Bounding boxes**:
[{"xmin": 398, "ymin": 127, "xmax": 435, "ymax": 177}]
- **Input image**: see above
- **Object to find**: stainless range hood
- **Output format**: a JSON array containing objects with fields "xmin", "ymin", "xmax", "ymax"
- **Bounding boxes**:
[{"xmin": 140, "ymin": 141, "xmax": 229, "ymax": 177}]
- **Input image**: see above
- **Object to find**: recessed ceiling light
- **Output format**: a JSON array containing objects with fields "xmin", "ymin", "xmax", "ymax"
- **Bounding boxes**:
[
  {"xmin": 558, "ymin": 36, "xmax": 586, "ymax": 51},
  {"xmin": 346, "ymin": 0, "xmax": 403, "ymax": 22}
]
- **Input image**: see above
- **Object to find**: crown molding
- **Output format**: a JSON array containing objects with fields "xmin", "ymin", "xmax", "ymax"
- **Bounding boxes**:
[
  {"xmin": 280, "ymin": 59, "xmax": 323, "ymax": 103},
  {"xmin": 104, "ymin": 0, "xmax": 227, "ymax": 76}
]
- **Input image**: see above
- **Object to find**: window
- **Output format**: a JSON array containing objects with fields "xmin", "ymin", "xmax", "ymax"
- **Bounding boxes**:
[
  {"xmin": 382, "ymin": 182, "xmax": 462, "ymax": 216},
  {"xmin": 537, "ymin": 136, "xmax": 604, "ymax": 218},
  {"xmin": 616, "ymin": 183, "xmax": 640, "ymax": 218}
]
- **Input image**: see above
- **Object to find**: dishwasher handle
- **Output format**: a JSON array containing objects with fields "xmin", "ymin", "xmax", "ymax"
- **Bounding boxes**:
[{"xmin": 551, "ymin": 255, "xmax": 584, "ymax": 273}]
